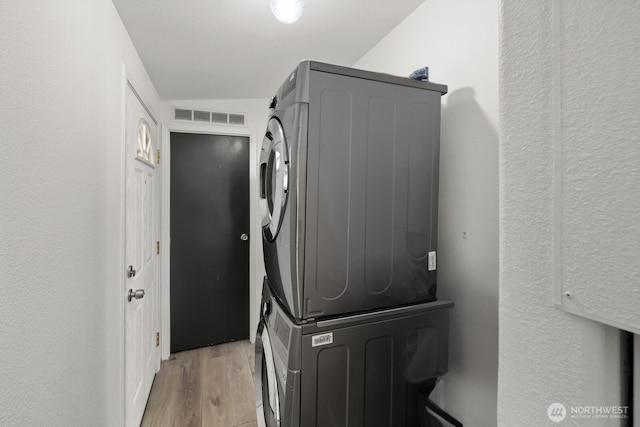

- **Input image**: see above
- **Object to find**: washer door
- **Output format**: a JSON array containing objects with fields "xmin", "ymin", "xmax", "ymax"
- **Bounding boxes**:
[
  {"xmin": 255, "ymin": 320, "xmax": 281, "ymax": 427},
  {"xmin": 259, "ymin": 117, "xmax": 289, "ymax": 242}
]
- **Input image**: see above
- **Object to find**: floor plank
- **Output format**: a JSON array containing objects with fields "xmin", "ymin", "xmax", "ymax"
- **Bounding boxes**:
[
  {"xmin": 225, "ymin": 342, "xmax": 256, "ymax": 425},
  {"xmin": 141, "ymin": 358, "xmax": 181, "ymax": 426},
  {"xmin": 142, "ymin": 341, "xmax": 256, "ymax": 427},
  {"xmin": 202, "ymin": 354, "xmax": 233, "ymax": 427},
  {"xmin": 173, "ymin": 349, "xmax": 203, "ymax": 427}
]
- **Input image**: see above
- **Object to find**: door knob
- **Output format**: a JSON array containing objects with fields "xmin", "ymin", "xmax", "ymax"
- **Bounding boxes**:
[
  {"xmin": 240, "ymin": 233, "xmax": 249, "ymax": 241},
  {"xmin": 128, "ymin": 289, "xmax": 145, "ymax": 302}
]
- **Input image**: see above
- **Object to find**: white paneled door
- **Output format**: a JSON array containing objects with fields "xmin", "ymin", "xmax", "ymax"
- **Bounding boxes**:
[{"xmin": 125, "ymin": 83, "xmax": 160, "ymax": 427}]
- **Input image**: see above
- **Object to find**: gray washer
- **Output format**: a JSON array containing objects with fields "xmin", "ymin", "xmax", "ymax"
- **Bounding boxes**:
[
  {"xmin": 255, "ymin": 280, "xmax": 453, "ymax": 427},
  {"xmin": 260, "ymin": 61, "xmax": 447, "ymax": 321}
]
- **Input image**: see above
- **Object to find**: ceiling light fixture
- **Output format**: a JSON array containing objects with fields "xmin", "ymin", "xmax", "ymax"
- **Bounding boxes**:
[{"xmin": 270, "ymin": 0, "xmax": 305, "ymax": 24}]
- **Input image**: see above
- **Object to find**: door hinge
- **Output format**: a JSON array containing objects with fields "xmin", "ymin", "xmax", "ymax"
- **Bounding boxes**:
[
  {"xmin": 156, "ymin": 149, "xmax": 161, "ymax": 164},
  {"xmin": 156, "ymin": 332, "xmax": 160, "ymax": 347},
  {"xmin": 156, "ymin": 241, "xmax": 160, "ymax": 255}
]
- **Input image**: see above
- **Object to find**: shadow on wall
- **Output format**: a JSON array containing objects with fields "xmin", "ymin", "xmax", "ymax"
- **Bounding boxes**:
[
  {"xmin": 442, "ymin": 87, "xmax": 498, "ymax": 146},
  {"xmin": 436, "ymin": 86, "xmax": 500, "ymax": 426}
]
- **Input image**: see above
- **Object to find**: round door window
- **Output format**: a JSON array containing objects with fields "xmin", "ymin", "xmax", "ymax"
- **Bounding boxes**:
[
  {"xmin": 259, "ymin": 118, "xmax": 289, "ymax": 241},
  {"xmin": 136, "ymin": 119, "xmax": 153, "ymax": 163}
]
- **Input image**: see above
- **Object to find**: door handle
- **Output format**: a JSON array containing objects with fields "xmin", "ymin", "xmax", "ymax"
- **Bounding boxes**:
[
  {"xmin": 240, "ymin": 233, "xmax": 249, "ymax": 241},
  {"xmin": 128, "ymin": 289, "xmax": 145, "ymax": 302},
  {"xmin": 259, "ymin": 163, "xmax": 267, "ymax": 199}
]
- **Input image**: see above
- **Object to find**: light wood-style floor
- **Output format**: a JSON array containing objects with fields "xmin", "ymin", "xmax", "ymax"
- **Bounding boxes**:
[{"xmin": 141, "ymin": 340, "xmax": 257, "ymax": 427}]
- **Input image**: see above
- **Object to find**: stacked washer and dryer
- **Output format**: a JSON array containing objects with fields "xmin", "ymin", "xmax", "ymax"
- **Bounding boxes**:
[{"xmin": 255, "ymin": 61, "xmax": 459, "ymax": 427}]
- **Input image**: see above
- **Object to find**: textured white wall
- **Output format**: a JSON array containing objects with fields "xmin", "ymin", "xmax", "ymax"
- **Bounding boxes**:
[
  {"xmin": 499, "ymin": 1, "xmax": 625, "ymax": 425},
  {"xmin": 160, "ymin": 98, "xmax": 270, "ymax": 352},
  {"xmin": 0, "ymin": 1, "xmax": 159, "ymax": 425},
  {"xmin": 355, "ymin": 0, "xmax": 499, "ymax": 425}
]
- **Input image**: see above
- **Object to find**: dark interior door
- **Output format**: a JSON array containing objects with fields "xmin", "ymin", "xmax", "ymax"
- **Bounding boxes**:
[{"xmin": 170, "ymin": 132, "xmax": 250, "ymax": 353}]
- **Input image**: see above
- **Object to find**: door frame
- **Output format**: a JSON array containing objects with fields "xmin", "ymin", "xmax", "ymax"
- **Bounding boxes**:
[{"xmin": 161, "ymin": 122, "xmax": 258, "ymax": 360}]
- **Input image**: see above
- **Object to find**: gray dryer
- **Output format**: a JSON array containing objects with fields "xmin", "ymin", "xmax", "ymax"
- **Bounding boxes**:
[{"xmin": 260, "ymin": 61, "xmax": 448, "ymax": 321}]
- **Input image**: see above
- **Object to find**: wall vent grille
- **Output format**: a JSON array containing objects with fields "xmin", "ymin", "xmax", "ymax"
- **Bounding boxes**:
[
  {"xmin": 172, "ymin": 107, "xmax": 247, "ymax": 127},
  {"xmin": 211, "ymin": 112, "xmax": 228, "ymax": 124},
  {"xmin": 193, "ymin": 110, "xmax": 210, "ymax": 122},
  {"xmin": 229, "ymin": 113, "xmax": 245, "ymax": 125},
  {"xmin": 174, "ymin": 108, "xmax": 193, "ymax": 121}
]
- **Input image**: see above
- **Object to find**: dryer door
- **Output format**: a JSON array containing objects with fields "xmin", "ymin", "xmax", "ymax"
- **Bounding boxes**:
[
  {"xmin": 259, "ymin": 117, "xmax": 289, "ymax": 242},
  {"xmin": 255, "ymin": 320, "xmax": 282, "ymax": 427}
]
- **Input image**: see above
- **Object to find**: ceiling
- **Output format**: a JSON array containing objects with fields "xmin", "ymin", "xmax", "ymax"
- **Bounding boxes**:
[{"xmin": 112, "ymin": 0, "xmax": 425, "ymax": 100}]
